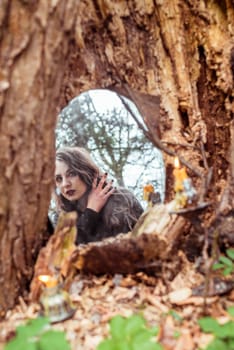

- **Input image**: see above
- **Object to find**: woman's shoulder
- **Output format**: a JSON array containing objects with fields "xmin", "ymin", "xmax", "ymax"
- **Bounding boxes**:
[
  {"xmin": 101, "ymin": 186, "xmax": 143, "ymax": 229},
  {"xmin": 105, "ymin": 186, "xmax": 143, "ymax": 212},
  {"xmin": 109, "ymin": 186, "xmax": 137, "ymax": 200}
]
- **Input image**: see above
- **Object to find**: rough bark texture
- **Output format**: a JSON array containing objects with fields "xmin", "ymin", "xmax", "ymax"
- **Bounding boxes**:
[
  {"xmin": 59, "ymin": 0, "xmax": 234, "ymax": 199},
  {"xmin": 0, "ymin": 0, "xmax": 78, "ymax": 315},
  {"xmin": 0, "ymin": 0, "xmax": 233, "ymax": 313},
  {"xmin": 58, "ymin": 0, "xmax": 234, "ymax": 261}
]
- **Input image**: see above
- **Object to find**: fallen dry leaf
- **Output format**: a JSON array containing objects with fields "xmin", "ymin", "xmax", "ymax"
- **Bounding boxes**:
[
  {"xmin": 0, "ymin": 268, "xmax": 233, "ymax": 350},
  {"xmin": 168, "ymin": 288, "xmax": 192, "ymax": 304}
]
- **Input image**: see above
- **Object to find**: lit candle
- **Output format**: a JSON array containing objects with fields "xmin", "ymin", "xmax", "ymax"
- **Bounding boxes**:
[
  {"xmin": 173, "ymin": 157, "xmax": 188, "ymax": 209},
  {"xmin": 38, "ymin": 275, "xmax": 58, "ymax": 288},
  {"xmin": 143, "ymin": 183, "xmax": 155, "ymax": 208},
  {"xmin": 38, "ymin": 274, "xmax": 76, "ymax": 323},
  {"xmin": 143, "ymin": 183, "xmax": 154, "ymax": 201},
  {"xmin": 173, "ymin": 157, "xmax": 188, "ymax": 192}
]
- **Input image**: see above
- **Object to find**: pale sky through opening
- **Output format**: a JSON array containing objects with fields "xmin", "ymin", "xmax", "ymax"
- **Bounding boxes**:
[
  {"xmin": 89, "ymin": 89, "xmax": 122, "ymax": 111},
  {"xmin": 87, "ymin": 89, "xmax": 165, "ymax": 203}
]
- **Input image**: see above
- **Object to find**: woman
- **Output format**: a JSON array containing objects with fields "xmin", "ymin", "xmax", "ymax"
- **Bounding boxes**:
[{"xmin": 54, "ymin": 147, "xmax": 143, "ymax": 244}]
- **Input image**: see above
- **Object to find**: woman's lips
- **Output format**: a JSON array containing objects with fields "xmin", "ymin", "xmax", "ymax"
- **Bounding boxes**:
[{"xmin": 66, "ymin": 190, "xmax": 76, "ymax": 197}]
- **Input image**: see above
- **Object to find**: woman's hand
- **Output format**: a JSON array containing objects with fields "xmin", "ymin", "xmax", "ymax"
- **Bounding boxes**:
[{"xmin": 86, "ymin": 174, "xmax": 115, "ymax": 212}]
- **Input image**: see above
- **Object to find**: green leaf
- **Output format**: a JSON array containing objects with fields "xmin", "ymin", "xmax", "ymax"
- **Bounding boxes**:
[
  {"xmin": 115, "ymin": 340, "xmax": 132, "ymax": 350},
  {"xmin": 150, "ymin": 327, "xmax": 159, "ymax": 336},
  {"xmin": 226, "ymin": 249, "xmax": 234, "ymax": 260},
  {"xmin": 97, "ymin": 339, "xmax": 117, "ymax": 350},
  {"xmin": 206, "ymin": 338, "xmax": 227, "ymax": 350},
  {"xmin": 223, "ymin": 267, "xmax": 233, "ymax": 276},
  {"xmin": 154, "ymin": 344, "xmax": 164, "ymax": 350},
  {"xmin": 227, "ymin": 306, "xmax": 234, "ymax": 317},
  {"xmin": 110, "ymin": 315, "xmax": 127, "ymax": 340},
  {"xmin": 17, "ymin": 317, "xmax": 50, "ymax": 338},
  {"xmin": 132, "ymin": 329, "xmax": 156, "ymax": 345},
  {"xmin": 96, "ymin": 314, "xmax": 165, "ymax": 350},
  {"xmin": 131, "ymin": 325, "xmax": 161, "ymax": 350},
  {"xmin": 133, "ymin": 341, "xmax": 163, "ymax": 350},
  {"xmin": 99, "ymin": 339, "xmax": 131, "ymax": 350},
  {"xmin": 4, "ymin": 317, "xmax": 50, "ymax": 350},
  {"xmin": 212, "ymin": 263, "xmax": 224, "ymax": 271},
  {"xmin": 125, "ymin": 315, "xmax": 146, "ymax": 338},
  {"xmin": 227, "ymin": 338, "xmax": 234, "ymax": 350},
  {"xmin": 219, "ymin": 256, "xmax": 233, "ymax": 267},
  {"xmin": 168, "ymin": 310, "xmax": 183, "ymax": 322},
  {"xmin": 4, "ymin": 338, "xmax": 37, "ymax": 350},
  {"xmin": 198, "ymin": 317, "xmax": 221, "ymax": 333},
  {"xmin": 39, "ymin": 330, "xmax": 71, "ymax": 350},
  {"xmin": 214, "ymin": 321, "xmax": 234, "ymax": 338}
]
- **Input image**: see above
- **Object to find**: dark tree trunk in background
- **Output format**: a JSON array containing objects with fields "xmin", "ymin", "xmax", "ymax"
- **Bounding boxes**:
[{"xmin": 0, "ymin": 0, "xmax": 233, "ymax": 313}]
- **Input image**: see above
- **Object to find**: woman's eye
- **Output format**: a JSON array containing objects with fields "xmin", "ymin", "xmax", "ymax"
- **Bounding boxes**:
[
  {"xmin": 68, "ymin": 170, "xmax": 76, "ymax": 177},
  {"xmin": 55, "ymin": 176, "xmax": 62, "ymax": 183}
]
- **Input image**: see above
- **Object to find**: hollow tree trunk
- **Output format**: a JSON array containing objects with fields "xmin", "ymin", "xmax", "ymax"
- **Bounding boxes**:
[{"xmin": 0, "ymin": 0, "xmax": 233, "ymax": 314}]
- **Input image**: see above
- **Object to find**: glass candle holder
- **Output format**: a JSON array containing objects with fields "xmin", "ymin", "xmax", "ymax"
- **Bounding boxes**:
[{"xmin": 38, "ymin": 275, "xmax": 76, "ymax": 323}]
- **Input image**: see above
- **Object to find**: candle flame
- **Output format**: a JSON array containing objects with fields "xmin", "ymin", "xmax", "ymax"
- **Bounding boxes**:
[
  {"xmin": 143, "ymin": 184, "xmax": 154, "ymax": 193},
  {"xmin": 174, "ymin": 157, "xmax": 180, "ymax": 168},
  {"xmin": 38, "ymin": 275, "xmax": 57, "ymax": 288}
]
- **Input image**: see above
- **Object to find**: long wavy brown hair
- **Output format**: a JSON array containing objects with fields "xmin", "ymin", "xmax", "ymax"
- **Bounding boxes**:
[{"xmin": 54, "ymin": 146, "xmax": 143, "ymax": 230}]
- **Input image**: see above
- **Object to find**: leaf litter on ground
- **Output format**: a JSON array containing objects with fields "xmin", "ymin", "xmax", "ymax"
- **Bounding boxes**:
[{"xmin": 0, "ymin": 256, "xmax": 233, "ymax": 350}]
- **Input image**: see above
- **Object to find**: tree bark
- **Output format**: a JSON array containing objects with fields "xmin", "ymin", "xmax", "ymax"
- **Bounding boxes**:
[
  {"xmin": 0, "ymin": 0, "xmax": 78, "ymax": 315},
  {"xmin": 0, "ymin": 0, "xmax": 233, "ymax": 314},
  {"xmin": 60, "ymin": 0, "xmax": 234, "ymax": 200},
  {"xmin": 30, "ymin": 205, "xmax": 190, "ymax": 302},
  {"xmin": 59, "ymin": 0, "xmax": 234, "ymax": 256}
]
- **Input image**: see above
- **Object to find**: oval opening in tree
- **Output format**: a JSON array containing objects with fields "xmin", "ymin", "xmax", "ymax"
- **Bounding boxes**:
[{"xmin": 55, "ymin": 89, "xmax": 165, "ymax": 207}]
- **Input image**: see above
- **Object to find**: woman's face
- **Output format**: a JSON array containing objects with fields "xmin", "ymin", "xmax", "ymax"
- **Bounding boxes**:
[{"xmin": 55, "ymin": 160, "xmax": 87, "ymax": 201}]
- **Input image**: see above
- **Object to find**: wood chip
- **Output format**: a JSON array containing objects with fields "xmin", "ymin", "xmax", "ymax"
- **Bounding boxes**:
[{"xmin": 168, "ymin": 288, "xmax": 192, "ymax": 304}]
